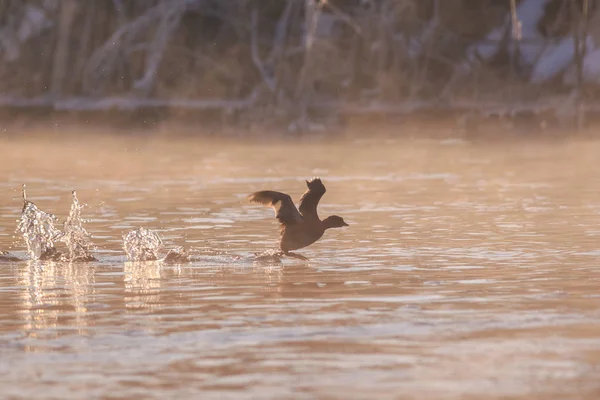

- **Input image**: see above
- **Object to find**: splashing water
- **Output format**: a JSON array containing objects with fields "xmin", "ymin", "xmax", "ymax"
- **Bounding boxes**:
[
  {"xmin": 163, "ymin": 246, "xmax": 191, "ymax": 264},
  {"xmin": 0, "ymin": 251, "xmax": 20, "ymax": 262},
  {"xmin": 16, "ymin": 185, "xmax": 64, "ymax": 260},
  {"xmin": 61, "ymin": 191, "xmax": 96, "ymax": 262},
  {"xmin": 123, "ymin": 227, "xmax": 163, "ymax": 261},
  {"xmin": 253, "ymin": 249, "xmax": 284, "ymax": 264}
]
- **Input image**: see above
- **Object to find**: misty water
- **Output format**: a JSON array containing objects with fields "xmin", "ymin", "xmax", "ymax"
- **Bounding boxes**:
[{"xmin": 1, "ymin": 134, "xmax": 600, "ymax": 399}]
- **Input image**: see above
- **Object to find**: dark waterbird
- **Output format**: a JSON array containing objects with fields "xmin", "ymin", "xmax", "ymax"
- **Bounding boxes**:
[{"xmin": 247, "ymin": 177, "xmax": 348, "ymax": 260}]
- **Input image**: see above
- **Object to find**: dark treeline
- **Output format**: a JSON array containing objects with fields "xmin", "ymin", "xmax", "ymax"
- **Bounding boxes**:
[{"xmin": 0, "ymin": 0, "xmax": 597, "ymax": 130}]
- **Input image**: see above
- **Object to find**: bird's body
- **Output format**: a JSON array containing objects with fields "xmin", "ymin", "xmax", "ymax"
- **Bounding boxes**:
[
  {"xmin": 280, "ymin": 217, "xmax": 325, "ymax": 252},
  {"xmin": 247, "ymin": 178, "xmax": 348, "ymax": 260}
]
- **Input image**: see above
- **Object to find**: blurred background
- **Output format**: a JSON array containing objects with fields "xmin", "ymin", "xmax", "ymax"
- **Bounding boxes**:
[{"xmin": 0, "ymin": 0, "xmax": 598, "ymax": 134}]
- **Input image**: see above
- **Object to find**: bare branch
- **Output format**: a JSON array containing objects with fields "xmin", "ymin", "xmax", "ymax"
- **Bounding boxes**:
[
  {"xmin": 82, "ymin": 2, "xmax": 170, "ymax": 93},
  {"xmin": 267, "ymin": 0, "xmax": 295, "ymax": 64},
  {"xmin": 250, "ymin": 8, "xmax": 276, "ymax": 93},
  {"xmin": 50, "ymin": 0, "xmax": 78, "ymax": 96},
  {"xmin": 0, "ymin": 86, "xmax": 263, "ymax": 111},
  {"xmin": 133, "ymin": 1, "xmax": 187, "ymax": 95}
]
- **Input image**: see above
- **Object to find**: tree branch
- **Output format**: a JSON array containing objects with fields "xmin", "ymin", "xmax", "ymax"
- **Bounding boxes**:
[{"xmin": 250, "ymin": 8, "xmax": 276, "ymax": 94}]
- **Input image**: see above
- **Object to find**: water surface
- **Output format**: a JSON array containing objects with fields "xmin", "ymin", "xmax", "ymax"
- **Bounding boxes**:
[{"xmin": 1, "ymin": 135, "xmax": 600, "ymax": 399}]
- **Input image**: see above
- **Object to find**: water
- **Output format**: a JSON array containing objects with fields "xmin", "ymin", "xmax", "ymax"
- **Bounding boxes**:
[
  {"xmin": 62, "ymin": 190, "xmax": 96, "ymax": 262},
  {"xmin": 1, "ymin": 134, "xmax": 600, "ymax": 399},
  {"xmin": 17, "ymin": 185, "xmax": 64, "ymax": 261},
  {"xmin": 123, "ymin": 227, "xmax": 164, "ymax": 261}
]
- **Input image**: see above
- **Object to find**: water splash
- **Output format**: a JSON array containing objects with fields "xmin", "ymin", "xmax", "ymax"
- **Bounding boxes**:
[
  {"xmin": 163, "ymin": 246, "xmax": 191, "ymax": 264},
  {"xmin": 123, "ymin": 227, "xmax": 163, "ymax": 261},
  {"xmin": 16, "ymin": 185, "xmax": 64, "ymax": 260},
  {"xmin": 61, "ymin": 191, "xmax": 96, "ymax": 262},
  {"xmin": 0, "ymin": 251, "xmax": 21, "ymax": 262},
  {"xmin": 253, "ymin": 249, "xmax": 284, "ymax": 264}
]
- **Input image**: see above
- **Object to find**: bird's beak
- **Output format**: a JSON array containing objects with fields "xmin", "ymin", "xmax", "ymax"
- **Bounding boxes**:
[{"xmin": 343, "ymin": 222, "xmax": 349, "ymax": 227}]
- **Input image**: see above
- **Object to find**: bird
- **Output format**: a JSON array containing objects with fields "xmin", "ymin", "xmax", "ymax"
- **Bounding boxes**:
[{"xmin": 247, "ymin": 177, "xmax": 348, "ymax": 260}]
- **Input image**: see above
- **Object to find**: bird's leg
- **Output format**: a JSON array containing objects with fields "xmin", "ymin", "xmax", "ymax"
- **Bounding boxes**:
[{"xmin": 284, "ymin": 251, "xmax": 309, "ymax": 261}]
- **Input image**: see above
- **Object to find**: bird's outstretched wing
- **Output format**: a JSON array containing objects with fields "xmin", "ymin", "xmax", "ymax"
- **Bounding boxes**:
[
  {"xmin": 298, "ymin": 177, "xmax": 326, "ymax": 218},
  {"xmin": 247, "ymin": 190, "xmax": 303, "ymax": 226}
]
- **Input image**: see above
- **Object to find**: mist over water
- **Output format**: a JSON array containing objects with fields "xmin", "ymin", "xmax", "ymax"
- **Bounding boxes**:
[{"xmin": 1, "ymin": 133, "xmax": 600, "ymax": 399}]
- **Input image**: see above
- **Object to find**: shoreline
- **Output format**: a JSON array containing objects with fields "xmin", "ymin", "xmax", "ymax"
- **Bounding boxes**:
[{"xmin": 2, "ymin": 102, "xmax": 600, "ymax": 142}]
